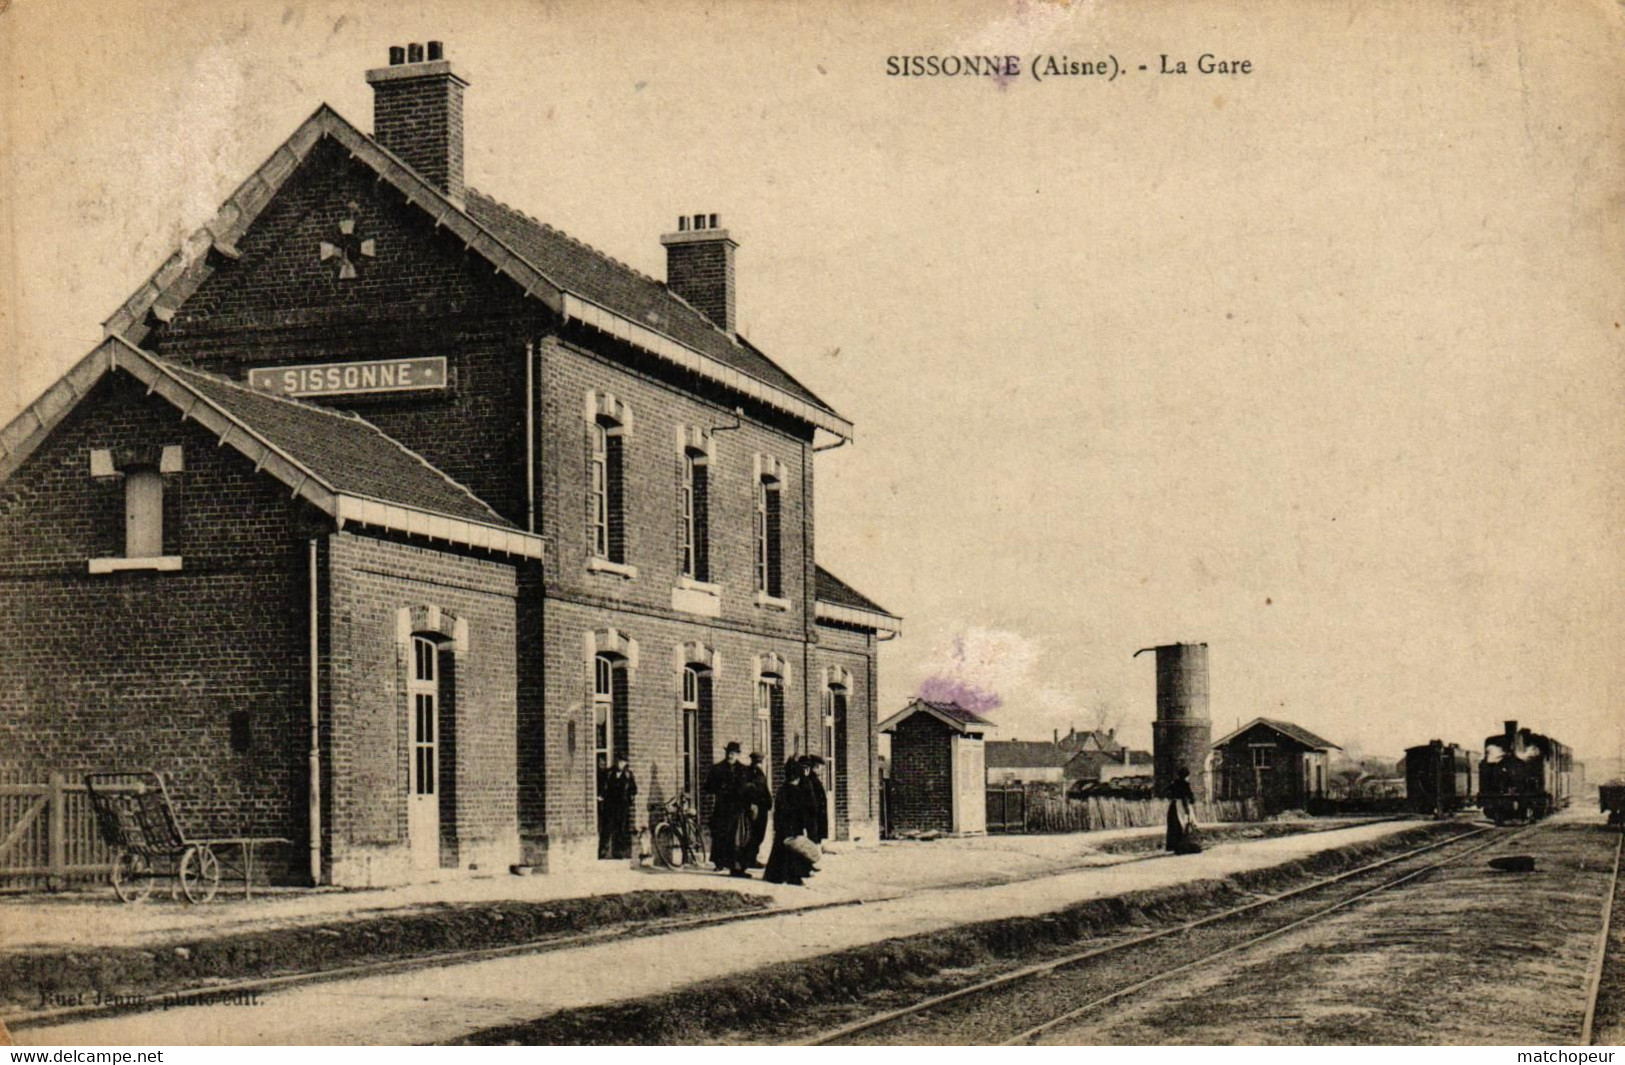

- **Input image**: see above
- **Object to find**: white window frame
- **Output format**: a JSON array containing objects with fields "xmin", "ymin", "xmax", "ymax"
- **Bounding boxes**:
[
  {"xmin": 754, "ymin": 675, "xmax": 778, "ymax": 767},
  {"xmin": 410, "ymin": 636, "xmax": 439, "ymax": 798},
  {"xmin": 594, "ymin": 653, "xmax": 615, "ymax": 767}
]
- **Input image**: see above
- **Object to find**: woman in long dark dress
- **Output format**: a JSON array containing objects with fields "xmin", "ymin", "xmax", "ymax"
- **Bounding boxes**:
[
  {"xmin": 763, "ymin": 759, "xmax": 817, "ymax": 886},
  {"xmin": 1166, "ymin": 766, "xmax": 1198, "ymax": 853}
]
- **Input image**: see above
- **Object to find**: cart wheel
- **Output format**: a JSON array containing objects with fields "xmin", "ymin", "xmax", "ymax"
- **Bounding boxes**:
[
  {"xmin": 179, "ymin": 846, "xmax": 221, "ymax": 903},
  {"xmin": 111, "ymin": 849, "xmax": 156, "ymax": 903}
]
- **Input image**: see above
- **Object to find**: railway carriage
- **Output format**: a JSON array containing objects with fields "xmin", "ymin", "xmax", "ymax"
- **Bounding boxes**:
[
  {"xmin": 1600, "ymin": 781, "xmax": 1625, "ymax": 827},
  {"xmin": 1478, "ymin": 720, "xmax": 1571, "ymax": 824},
  {"xmin": 1404, "ymin": 740, "xmax": 1478, "ymax": 815}
]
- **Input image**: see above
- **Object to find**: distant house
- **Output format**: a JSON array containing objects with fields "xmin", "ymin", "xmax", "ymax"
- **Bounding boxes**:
[
  {"xmin": 1211, "ymin": 718, "xmax": 1340, "ymax": 812},
  {"xmin": 1057, "ymin": 727, "xmax": 1124, "ymax": 756},
  {"xmin": 985, "ymin": 741, "xmax": 1072, "ymax": 787},
  {"xmin": 879, "ymin": 700, "xmax": 996, "ymax": 835},
  {"xmin": 1091, "ymin": 748, "xmax": 1156, "ymax": 783}
]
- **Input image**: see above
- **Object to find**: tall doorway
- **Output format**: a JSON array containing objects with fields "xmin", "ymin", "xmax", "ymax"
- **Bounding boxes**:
[{"xmin": 408, "ymin": 636, "xmax": 440, "ymax": 873}]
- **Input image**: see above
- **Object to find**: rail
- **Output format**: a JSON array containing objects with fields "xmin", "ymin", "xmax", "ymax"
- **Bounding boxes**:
[
  {"xmin": 1580, "ymin": 827, "xmax": 1622, "ymax": 1045},
  {"xmin": 805, "ymin": 824, "xmax": 1515, "ymax": 1046}
]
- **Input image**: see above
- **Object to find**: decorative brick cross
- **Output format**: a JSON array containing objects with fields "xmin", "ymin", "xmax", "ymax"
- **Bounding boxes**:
[{"xmin": 318, "ymin": 210, "xmax": 376, "ymax": 280}]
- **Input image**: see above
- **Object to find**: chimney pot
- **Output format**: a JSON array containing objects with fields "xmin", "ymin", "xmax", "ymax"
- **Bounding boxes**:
[
  {"xmin": 367, "ymin": 42, "xmax": 469, "ymax": 203},
  {"xmin": 661, "ymin": 210, "xmax": 738, "ymax": 334}
]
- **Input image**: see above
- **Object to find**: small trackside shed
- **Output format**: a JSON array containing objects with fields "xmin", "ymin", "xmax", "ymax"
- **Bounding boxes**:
[
  {"xmin": 880, "ymin": 699, "xmax": 995, "ymax": 835},
  {"xmin": 1211, "ymin": 717, "xmax": 1340, "ymax": 814}
]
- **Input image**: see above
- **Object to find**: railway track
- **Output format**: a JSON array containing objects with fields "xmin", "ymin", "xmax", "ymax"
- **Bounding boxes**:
[
  {"xmin": 806, "ymin": 823, "xmax": 1528, "ymax": 1046},
  {"xmin": 1580, "ymin": 826, "xmax": 1623, "ymax": 1045}
]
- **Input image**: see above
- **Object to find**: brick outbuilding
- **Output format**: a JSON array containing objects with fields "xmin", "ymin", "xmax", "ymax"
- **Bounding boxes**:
[
  {"xmin": 879, "ymin": 700, "xmax": 994, "ymax": 835},
  {"xmin": 0, "ymin": 43, "xmax": 898, "ymax": 886}
]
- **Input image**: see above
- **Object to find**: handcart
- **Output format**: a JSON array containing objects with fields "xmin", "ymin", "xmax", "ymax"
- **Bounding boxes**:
[{"xmin": 84, "ymin": 771, "xmax": 288, "ymax": 902}]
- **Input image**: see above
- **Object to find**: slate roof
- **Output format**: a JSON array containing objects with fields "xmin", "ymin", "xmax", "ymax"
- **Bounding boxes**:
[
  {"xmin": 879, "ymin": 698, "xmax": 996, "ymax": 734},
  {"xmin": 815, "ymin": 566, "xmax": 894, "ymax": 616},
  {"xmin": 917, "ymin": 700, "xmax": 996, "ymax": 727},
  {"xmin": 163, "ymin": 361, "xmax": 507, "ymax": 526},
  {"xmin": 100, "ymin": 107, "xmax": 850, "ymax": 438},
  {"xmin": 0, "ymin": 338, "xmax": 542, "ymax": 557},
  {"xmin": 985, "ymin": 741, "xmax": 1073, "ymax": 770},
  {"xmin": 465, "ymin": 192, "xmax": 834, "ymax": 414},
  {"xmin": 1213, "ymin": 717, "xmax": 1341, "ymax": 752}
]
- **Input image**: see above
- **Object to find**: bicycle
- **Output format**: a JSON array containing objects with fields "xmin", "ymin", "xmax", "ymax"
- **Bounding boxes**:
[{"xmin": 650, "ymin": 794, "xmax": 707, "ymax": 870}]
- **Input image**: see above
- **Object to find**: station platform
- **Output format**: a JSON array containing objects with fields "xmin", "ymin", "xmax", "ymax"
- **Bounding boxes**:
[{"xmin": 8, "ymin": 818, "xmax": 1425, "ymax": 1045}]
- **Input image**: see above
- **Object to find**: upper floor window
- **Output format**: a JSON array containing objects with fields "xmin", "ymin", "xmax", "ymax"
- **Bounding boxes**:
[
  {"xmin": 754, "ymin": 475, "xmax": 782, "ymax": 597},
  {"xmin": 124, "ymin": 467, "xmax": 164, "ymax": 559},
  {"xmin": 88, "ymin": 445, "xmax": 184, "ymax": 575},
  {"xmin": 591, "ymin": 416, "xmax": 626, "ymax": 564},
  {"xmin": 681, "ymin": 449, "xmax": 711, "ymax": 582}
]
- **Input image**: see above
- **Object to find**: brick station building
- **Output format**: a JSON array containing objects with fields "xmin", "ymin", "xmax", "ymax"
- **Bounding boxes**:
[{"xmin": 0, "ymin": 43, "xmax": 899, "ymax": 886}]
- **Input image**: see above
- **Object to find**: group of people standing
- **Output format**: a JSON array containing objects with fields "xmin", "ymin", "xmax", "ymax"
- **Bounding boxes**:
[{"xmin": 705, "ymin": 741, "xmax": 829, "ymax": 886}]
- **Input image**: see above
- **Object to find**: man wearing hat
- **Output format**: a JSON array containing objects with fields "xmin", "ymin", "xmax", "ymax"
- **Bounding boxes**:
[
  {"xmin": 801, "ymin": 754, "xmax": 830, "ymax": 846},
  {"xmin": 742, "ymin": 751, "xmax": 774, "ymax": 868},
  {"xmin": 703, "ymin": 742, "xmax": 752, "ymax": 877}
]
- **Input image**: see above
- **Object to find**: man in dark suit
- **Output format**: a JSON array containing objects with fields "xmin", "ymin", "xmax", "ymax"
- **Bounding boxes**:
[
  {"xmin": 802, "ymin": 754, "xmax": 830, "ymax": 845},
  {"xmin": 598, "ymin": 753, "xmax": 638, "ymax": 860},
  {"xmin": 704, "ymin": 741, "xmax": 751, "ymax": 876},
  {"xmin": 742, "ymin": 752, "xmax": 773, "ymax": 868}
]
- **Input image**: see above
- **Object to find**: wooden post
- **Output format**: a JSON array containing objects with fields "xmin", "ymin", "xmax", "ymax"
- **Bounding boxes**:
[{"xmin": 47, "ymin": 772, "xmax": 65, "ymax": 890}]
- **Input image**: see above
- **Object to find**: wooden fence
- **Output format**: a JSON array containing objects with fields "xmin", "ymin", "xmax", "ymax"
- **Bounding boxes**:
[
  {"xmin": 1018, "ymin": 793, "xmax": 1262, "ymax": 834},
  {"xmin": 0, "ymin": 771, "xmax": 118, "ymax": 891}
]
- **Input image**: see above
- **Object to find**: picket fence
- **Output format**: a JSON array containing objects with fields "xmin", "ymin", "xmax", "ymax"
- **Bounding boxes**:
[{"xmin": 1023, "ymin": 794, "xmax": 1262, "ymax": 834}]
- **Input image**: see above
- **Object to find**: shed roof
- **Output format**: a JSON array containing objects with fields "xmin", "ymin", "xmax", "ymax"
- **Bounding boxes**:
[
  {"xmin": 1212, "ymin": 717, "xmax": 1341, "ymax": 752},
  {"xmin": 813, "ymin": 566, "xmax": 899, "ymax": 634},
  {"xmin": 879, "ymin": 699, "xmax": 996, "ymax": 736}
]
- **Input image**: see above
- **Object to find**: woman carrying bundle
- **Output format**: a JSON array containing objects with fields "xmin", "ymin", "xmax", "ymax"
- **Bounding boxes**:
[{"xmin": 764, "ymin": 758, "xmax": 819, "ymax": 886}]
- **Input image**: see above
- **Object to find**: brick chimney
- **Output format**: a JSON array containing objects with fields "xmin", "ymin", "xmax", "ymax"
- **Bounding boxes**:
[
  {"xmin": 661, "ymin": 214, "xmax": 737, "ymax": 334},
  {"xmin": 367, "ymin": 41, "xmax": 468, "ymax": 204}
]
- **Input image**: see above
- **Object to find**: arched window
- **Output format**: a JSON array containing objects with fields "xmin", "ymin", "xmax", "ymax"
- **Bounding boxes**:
[
  {"xmin": 755, "ymin": 672, "xmax": 787, "ymax": 786},
  {"xmin": 822, "ymin": 682, "xmax": 848, "ymax": 836},
  {"xmin": 593, "ymin": 653, "xmax": 623, "ymax": 768},
  {"xmin": 680, "ymin": 664, "xmax": 712, "ymax": 807}
]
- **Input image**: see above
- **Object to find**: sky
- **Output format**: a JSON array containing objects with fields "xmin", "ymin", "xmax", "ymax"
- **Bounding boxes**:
[{"xmin": 3, "ymin": 0, "xmax": 1622, "ymax": 768}]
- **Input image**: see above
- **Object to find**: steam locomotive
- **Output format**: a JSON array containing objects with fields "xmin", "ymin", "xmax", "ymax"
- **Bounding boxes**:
[{"xmin": 1478, "ymin": 720, "xmax": 1572, "ymax": 824}]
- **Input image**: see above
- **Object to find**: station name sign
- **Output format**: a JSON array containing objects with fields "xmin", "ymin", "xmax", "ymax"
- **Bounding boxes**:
[{"xmin": 247, "ymin": 357, "xmax": 447, "ymax": 398}]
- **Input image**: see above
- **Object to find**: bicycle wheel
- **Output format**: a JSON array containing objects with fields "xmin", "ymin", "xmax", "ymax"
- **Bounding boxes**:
[
  {"xmin": 683, "ymin": 819, "xmax": 707, "ymax": 868},
  {"xmin": 111, "ymin": 849, "xmax": 156, "ymax": 903},
  {"xmin": 179, "ymin": 845, "xmax": 221, "ymax": 903},
  {"xmin": 652, "ymin": 823, "xmax": 681, "ymax": 869}
]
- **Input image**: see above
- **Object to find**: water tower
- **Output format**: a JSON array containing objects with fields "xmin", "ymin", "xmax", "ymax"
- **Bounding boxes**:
[{"xmin": 1134, "ymin": 642, "xmax": 1212, "ymax": 801}]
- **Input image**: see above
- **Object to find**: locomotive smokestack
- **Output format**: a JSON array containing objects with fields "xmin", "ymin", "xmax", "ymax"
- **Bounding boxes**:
[{"xmin": 1504, "ymin": 720, "xmax": 1518, "ymax": 738}]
